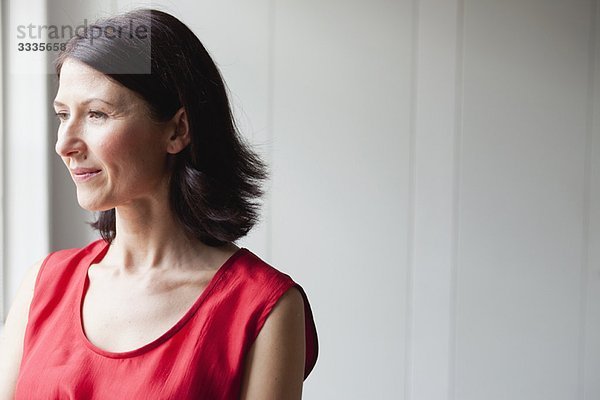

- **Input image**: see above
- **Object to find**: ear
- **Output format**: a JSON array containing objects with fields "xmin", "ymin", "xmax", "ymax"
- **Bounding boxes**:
[{"xmin": 166, "ymin": 107, "xmax": 191, "ymax": 154}]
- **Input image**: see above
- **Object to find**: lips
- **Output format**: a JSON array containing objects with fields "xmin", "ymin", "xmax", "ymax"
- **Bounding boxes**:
[
  {"xmin": 70, "ymin": 167, "xmax": 102, "ymax": 182},
  {"xmin": 71, "ymin": 167, "xmax": 102, "ymax": 175}
]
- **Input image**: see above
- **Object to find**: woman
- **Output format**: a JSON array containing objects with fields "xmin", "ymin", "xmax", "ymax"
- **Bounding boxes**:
[{"xmin": 0, "ymin": 9, "xmax": 318, "ymax": 400}]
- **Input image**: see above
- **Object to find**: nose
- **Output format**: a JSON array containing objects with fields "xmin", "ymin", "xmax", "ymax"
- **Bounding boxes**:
[{"xmin": 54, "ymin": 118, "xmax": 86, "ymax": 158}]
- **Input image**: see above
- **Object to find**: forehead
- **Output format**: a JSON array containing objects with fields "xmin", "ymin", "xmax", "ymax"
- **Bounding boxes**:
[{"xmin": 55, "ymin": 59, "xmax": 133, "ymax": 104}]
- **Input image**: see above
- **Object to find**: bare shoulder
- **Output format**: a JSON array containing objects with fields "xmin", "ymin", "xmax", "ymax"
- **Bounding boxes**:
[
  {"xmin": 240, "ymin": 286, "xmax": 306, "ymax": 400},
  {"xmin": 0, "ymin": 256, "xmax": 46, "ymax": 399},
  {"xmin": 270, "ymin": 287, "xmax": 305, "ymax": 330}
]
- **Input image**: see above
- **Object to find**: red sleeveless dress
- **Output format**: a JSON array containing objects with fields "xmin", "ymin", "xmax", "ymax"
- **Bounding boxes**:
[{"xmin": 15, "ymin": 239, "xmax": 318, "ymax": 399}]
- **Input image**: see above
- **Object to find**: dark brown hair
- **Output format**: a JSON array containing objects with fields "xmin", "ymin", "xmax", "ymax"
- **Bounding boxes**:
[{"xmin": 55, "ymin": 9, "xmax": 268, "ymax": 247}]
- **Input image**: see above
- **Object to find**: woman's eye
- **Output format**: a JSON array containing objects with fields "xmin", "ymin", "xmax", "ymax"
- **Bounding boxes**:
[
  {"xmin": 55, "ymin": 112, "xmax": 69, "ymax": 122},
  {"xmin": 88, "ymin": 110, "xmax": 108, "ymax": 120}
]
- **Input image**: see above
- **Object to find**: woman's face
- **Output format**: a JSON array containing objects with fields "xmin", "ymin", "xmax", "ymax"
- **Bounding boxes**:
[{"xmin": 54, "ymin": 58, "xmax": 173, "ymax": 211}]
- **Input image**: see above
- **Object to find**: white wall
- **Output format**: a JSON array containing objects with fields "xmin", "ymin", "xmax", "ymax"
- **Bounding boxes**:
[
  {"xmin": 2, "ymin": 1, "xmax": 599, "ymax": 399},
  {"xmin": 457, "ymin": 1, "xmax": 596, "ymax": 398},
  {"xmin": 586, "ymin": 3, "xmax": 600, "ymax": 396},
  {"xmin": 269, "ymin": 1, "xmax": 410, "ymax": 397},
  {"xmin": 2, "ymin": 0, "xmax": 51, "ymax": 325}
]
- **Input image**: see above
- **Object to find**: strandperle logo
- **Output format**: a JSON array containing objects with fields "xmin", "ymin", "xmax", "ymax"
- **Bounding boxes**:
[
  {"xmin": 11, "ymin": 15, "xmax": 152, "ymax": 74},
  {"xmin": 15, "ymin": 19, "xmax": 150, "ymax": 45}
]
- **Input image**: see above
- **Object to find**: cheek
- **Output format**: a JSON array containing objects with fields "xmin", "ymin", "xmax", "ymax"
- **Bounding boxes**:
[
  {"xmin": 95, "ymin": 135, "xmax": 124, "ymax": 167},
  {"xmin": 98, "ymin": 127, "xmax": 166, "ymax": 177},
  {"xmin": 96, "ymin": 125, "xmax": 140, "ymax": 160}
]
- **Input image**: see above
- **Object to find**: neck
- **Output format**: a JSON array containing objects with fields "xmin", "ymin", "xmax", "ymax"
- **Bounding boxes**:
[{"xmin": 102, "ymin": 199, "xmax": 221, "ymax": 275}]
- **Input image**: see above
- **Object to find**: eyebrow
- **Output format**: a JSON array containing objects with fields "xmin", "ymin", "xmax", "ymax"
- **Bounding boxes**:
[{"xmin": 53, "ymin": 98, "xmax": 115, "ymax": 108}]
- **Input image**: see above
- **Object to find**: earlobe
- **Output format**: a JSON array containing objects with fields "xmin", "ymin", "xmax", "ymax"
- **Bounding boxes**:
[{"xmin": 167, "ymin": 107, "xmax": 191, "ymax": 154}]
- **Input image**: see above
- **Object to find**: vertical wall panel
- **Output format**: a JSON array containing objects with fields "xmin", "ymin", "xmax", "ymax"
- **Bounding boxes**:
[
  {"xmin": 270, "ymin": 1, "xmax": 411, "ymax": 398},
  {"xmin": 457, "ymin": 1, "xmax": 592, "ymax": 399},
  {"xmin": 409, "ymin": 0, "xmax": 461, "ymax": 399},
  {"xmin": 584, "ymin": 1, "xmax": 600, "ymax": 397},
  {"xmin": 3, "ymin": 0, "xmax": 50, "ymax": 323}
]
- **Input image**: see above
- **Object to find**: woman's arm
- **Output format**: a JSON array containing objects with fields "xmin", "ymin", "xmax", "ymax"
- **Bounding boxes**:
[
  {"xmin": 240, "ymin": 287, "xmax": 306, "ymax": 400},
  {"xmin": 0, "ymin": 258, "xmax": 45, "ymax": 400}
]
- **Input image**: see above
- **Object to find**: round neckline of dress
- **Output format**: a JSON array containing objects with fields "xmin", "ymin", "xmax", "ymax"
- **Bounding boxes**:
[{"xmin": 76, "ymin": 239, "xmax": 247, "ymax": 359}]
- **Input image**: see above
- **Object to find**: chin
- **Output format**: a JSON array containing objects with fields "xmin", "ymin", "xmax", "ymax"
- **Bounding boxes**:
[
  {"xmin": 78, "ymin": 203, "xmax": 106, "ymax": 212},
  {"xmin": 76, "ymin": 196, "xmax": 111, "ymax": 212}
]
